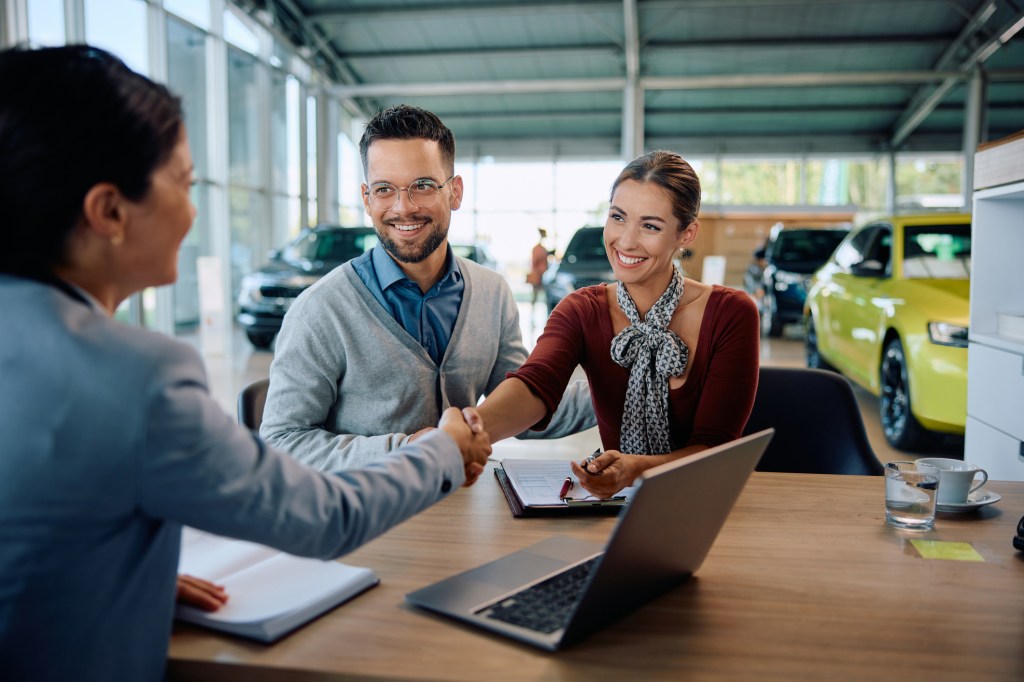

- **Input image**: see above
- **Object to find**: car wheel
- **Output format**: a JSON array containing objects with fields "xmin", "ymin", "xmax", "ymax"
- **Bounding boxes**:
[
  {"xmin": 880, "ymin": 337, "xmax": 929, "ymax": 451},
  {"xmin": 804, "ymin": 315, "xmax": 834, "ymax": 370},
  {"xmin": 246, "ymin": 331, "xmax": 276, "ymax": 350},
  {"xmin": 760, "ymin": 293, "xmax": 783, "ymax": 337}
]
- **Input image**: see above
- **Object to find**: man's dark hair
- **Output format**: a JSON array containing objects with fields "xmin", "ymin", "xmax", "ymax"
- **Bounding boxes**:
[
  {"xmin": 358, "ymin": 104, "xmax": 456, "ymax": 177},
  {"xmin": 0, "ymin": 44, "xmax": 183, "ymax": 276}
]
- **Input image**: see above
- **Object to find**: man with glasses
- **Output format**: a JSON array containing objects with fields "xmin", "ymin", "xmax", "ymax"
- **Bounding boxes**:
[{"xmin": 261, "ymin": 105, "xmax": 595, "ymax": 470}]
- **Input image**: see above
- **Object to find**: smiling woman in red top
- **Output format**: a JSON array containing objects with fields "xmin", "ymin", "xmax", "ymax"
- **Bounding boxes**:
[{"xmin": 476, "ymin": 150, "xmax": 759, "ymax": 498}]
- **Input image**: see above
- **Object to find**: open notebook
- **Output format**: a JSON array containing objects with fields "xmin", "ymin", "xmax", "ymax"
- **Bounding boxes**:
[
  {"xmin": 496, "ymin": 459, "xmax": 638, "ymax": 517},
  {"xmin": 176, "ymin": 528, "xmax": 378, "ymax": 643}
]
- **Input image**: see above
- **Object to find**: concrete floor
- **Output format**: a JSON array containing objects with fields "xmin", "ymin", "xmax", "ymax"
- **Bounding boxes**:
[{"xmin": 194, "ymin": 305, "xmax": 963, "ymax": 465}]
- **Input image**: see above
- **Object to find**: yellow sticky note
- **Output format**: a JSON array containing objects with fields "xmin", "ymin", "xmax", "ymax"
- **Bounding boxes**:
[{"xmin": 910, "ymin": 540, "xmax": 985, "ymax": 562}]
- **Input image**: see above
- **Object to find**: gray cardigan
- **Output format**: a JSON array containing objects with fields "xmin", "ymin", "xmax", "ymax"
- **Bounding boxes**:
[{"xmin": 261, "ymin": 256, "xmax": 595, "ymax": 471}]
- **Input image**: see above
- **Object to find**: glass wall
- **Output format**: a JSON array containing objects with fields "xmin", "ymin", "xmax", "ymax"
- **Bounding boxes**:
[
  {"xmin": 306, "ymin": 95, "xmax": 318, "ymax": 226},
  {"xmin": 226, "ymin": 45, "xmax": 269, "ymax": 302},
  {"xmin": 84, "ymin": 0, "xmax": 147, "ymax": 74},
  {"xmin": 270, "ymin": 71, "xmax": 301, "ymax": 246},
  {"xmin": 167, "ymin": 16, "xmax": 208, "ymax": 329},
  {"xmin": 27, "ymin": 0, "xmax": 63, "ymax": 45}
]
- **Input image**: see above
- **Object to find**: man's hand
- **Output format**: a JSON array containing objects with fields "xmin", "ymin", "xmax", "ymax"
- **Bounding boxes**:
[
  {"xmin": 438, "ymin": 407, "xmax": 491, "ymax": 487},
  {"xmin": 176, "ymin": 574, "xmax": 228, "ymax": 611},
  {"xmin": 407, "ymin": 426, "xmax": 436, "ymax": 443}
]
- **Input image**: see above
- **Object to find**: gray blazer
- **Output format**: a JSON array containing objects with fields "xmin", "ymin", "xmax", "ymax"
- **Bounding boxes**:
[{"xmin": 0, "ymin": 275, "xmax": 465, "ymax": 682}]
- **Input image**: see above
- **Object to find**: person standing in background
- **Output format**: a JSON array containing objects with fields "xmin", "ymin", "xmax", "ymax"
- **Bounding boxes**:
[{"xmin": 527, "ymin": 227, "xmax": 550, "ymax": 314}]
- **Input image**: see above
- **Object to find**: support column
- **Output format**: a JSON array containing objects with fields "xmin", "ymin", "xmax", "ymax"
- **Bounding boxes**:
[
  {"xmin": 961, "ymin": 68, "xmax": 986, "ymax": 208},
  {"xmin": 298, "ymin": 87, "xmax": 309, "ymax": 228},
  {"xmin": 620, "ymin": 0, "xmax": 642, "ymax": 161},
  {"xmin": 206, "ymin": 0, "xmax": 234, "ymax": 351},
  {"xmin": 148, "ymin": 1, "xmax": 176, "ymax": 335},
  {"xmin": 317, "ymin": 93, "xmax": 339, "ymax": 224},
  {"xmin": 3, "ymin": 0, "xmax": 29, "ymax": 46},
  {"xmin": 886, "ymin": 150, "xmax": 897, "ymax": 216}
]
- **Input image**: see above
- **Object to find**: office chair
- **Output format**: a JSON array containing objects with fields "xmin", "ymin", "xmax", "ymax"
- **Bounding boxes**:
[
  {"xmin": 742, "ymin": 366, "xmax": 884, "ymax": 475},
  {"xmin": 238, "ymin": 378, "xmax": 270, "ymax": 431}
]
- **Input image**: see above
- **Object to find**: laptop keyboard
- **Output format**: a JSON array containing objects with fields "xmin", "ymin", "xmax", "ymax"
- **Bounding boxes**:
[{"xmin": 477, "ymin": 557, "xmax": 599, "ymax": 634}]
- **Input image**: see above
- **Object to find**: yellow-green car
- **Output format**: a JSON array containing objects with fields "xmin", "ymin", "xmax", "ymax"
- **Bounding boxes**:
[{"xmin": 804, "ymin": 213, "xmax": 971, "ymax": 451}]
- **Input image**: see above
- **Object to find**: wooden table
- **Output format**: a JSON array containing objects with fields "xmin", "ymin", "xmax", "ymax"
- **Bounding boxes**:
[{"xmin": 168, "ymin": 469, "xmax": 1024, "ymax": 681}]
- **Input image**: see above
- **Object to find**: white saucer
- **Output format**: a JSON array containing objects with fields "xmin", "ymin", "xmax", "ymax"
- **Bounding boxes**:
[{"xmin": 936, "ymin": 489, "xmax": 1002, "ymax": 513}]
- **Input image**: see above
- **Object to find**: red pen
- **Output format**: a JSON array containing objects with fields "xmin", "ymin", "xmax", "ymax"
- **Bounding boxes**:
[{"xmin": 558, "ymin": 476, "xmax": 574, "ymax": 499}]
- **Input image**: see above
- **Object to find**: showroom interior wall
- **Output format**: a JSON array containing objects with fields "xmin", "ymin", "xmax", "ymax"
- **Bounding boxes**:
[{"xmin": 1, "ymin": 0, "xmax": 365, "ymax": 340}]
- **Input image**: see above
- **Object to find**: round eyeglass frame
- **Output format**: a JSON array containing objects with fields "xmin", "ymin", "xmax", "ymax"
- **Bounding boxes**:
[{"xmin": 364, "ymin": 175, "xmax": 456, "ymax": 209}]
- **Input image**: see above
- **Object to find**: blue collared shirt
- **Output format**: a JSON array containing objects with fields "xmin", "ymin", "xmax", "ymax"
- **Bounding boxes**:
[{"xmin": 352, "ymin": 243, "xmax": 465, "ymax": 365}]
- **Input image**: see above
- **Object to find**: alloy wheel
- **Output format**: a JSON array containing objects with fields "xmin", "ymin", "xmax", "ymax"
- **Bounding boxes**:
[{"xmin": 879, "ymin": 337, "xmax": 927, "ymax": 450}]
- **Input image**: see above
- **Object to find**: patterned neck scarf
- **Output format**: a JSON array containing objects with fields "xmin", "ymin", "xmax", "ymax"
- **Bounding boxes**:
[{"xmin": 609, "ymin": 268, "xmax": 689, "ymax": 454}]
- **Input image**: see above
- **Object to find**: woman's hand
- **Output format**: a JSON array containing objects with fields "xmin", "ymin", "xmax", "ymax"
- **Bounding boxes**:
[
  {"xmin": 569, "ymin": 450, "xmax": 640, "ymax": 499},
  {"xmin": 176, "ymin": 574, "xmax": 228, "ymax": 612}
]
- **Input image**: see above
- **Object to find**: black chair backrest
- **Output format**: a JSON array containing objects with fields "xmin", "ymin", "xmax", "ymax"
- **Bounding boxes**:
[
  {"xmin": 238, "ymin": 378, "xmax": 270, "ymax": 431},
  {"xmin": 743, "ymin": 367, "xmax": 883, "ymax": 475}
]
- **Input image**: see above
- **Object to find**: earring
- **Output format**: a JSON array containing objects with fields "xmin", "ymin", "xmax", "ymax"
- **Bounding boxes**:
[{"xmin": 111, "ymin": 233, "xmax": 124, "ymax": 246}]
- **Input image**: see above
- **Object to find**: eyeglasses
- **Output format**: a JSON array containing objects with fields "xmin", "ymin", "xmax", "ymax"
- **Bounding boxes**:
[{"xmin": 364, "ymin": 175, "xmax": 455, "ymax": 209}]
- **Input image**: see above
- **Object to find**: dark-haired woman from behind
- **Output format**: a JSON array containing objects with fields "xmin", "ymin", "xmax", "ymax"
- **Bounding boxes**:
[{"xmin": 0, "ymin": 45, "xmax": 489, "ymax": 682}]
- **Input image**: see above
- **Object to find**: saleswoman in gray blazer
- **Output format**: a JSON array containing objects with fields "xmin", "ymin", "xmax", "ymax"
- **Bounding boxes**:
[{"xmin": 0, "ymin": 45, "xmax": 490, "ymax": 682}]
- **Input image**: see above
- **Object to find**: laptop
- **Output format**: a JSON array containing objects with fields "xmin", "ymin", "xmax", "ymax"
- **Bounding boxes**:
[{"xmin": 406, "ymin": 428, "xmax": 773, "ymax": 650}]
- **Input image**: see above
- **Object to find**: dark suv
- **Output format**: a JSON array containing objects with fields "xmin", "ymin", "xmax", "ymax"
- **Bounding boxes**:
[
  {"xmin": 543, "ymin": 226, "xmax": 614, "ymax": 312},
  {"xmin": 748, "ymin": 225, "xmax": 848, "ymax": 337},
  {"xmin": 237, "ymin": 225, "xmax": 378, "ymax": 349}
]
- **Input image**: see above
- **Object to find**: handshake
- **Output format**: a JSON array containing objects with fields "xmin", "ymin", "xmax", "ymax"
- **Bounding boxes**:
[{"xmin": 433, "ymin": 406, "xmax": 492, "ymax": 487}]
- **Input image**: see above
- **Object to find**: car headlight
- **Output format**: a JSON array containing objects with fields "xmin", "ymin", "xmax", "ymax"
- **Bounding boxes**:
[
  {"xmin": 284, "ymin": 275, "xmax": 321, "ymax": 288},
  {"xmin": 774, "ymin": 271, "xmax": 803, "ymax": 287},
  {"xmin": 927, "ymin": 321, "xmax": 968, "ymax": 348},
  {"xmin": 772, "ymin": 270, "xmax": 803, "ymax": 292},
  {"xmin": 238, "ymin": 275, "xmax": 263, "ymax": 305}
]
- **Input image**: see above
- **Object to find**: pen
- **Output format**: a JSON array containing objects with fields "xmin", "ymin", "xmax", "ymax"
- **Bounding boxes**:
[
  {"xmin": 582, "ymin": 448, "xmax": 603, "ymax": 475},
  {"xmin": 558, "ymin": 476, "xmax": 574, "ymax": 499}
]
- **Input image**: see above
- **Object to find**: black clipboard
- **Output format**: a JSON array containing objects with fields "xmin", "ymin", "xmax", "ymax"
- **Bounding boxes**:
[{"xmin": 494, "ymin": 467, "xmax": 626, "ymax": 518}]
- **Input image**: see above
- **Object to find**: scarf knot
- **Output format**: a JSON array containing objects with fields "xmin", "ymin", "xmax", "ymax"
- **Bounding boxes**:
[{"xmin": 609, "ymin": 269, "xmax": 689, "ymax": 455}]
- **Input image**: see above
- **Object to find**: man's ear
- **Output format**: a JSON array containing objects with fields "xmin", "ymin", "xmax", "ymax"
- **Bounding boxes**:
[
  {"xmin": 81, "ymin": 183, "xmax": 128, "ymax": 243},
  {"xmin": 448, "ymin": 175, "xmax": 464, "ymax": 211},
  {"xmin": 361, "ymin": 183, "xmax": 372, "ymax": 215}
]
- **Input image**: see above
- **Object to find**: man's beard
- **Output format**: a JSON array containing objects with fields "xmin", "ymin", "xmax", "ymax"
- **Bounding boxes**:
[{"xmin": 376, "ymin": 218, "xmax": 449, "ymax": 264}]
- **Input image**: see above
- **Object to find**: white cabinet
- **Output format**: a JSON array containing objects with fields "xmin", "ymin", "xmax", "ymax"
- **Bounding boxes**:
[{"xmin": 967, "ymin": 132, "xmax": 1024, "ymax": 481}]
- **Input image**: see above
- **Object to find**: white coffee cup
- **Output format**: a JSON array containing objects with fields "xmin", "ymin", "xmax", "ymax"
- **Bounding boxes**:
[{"xmin": 917, "ymin": 458, "xmax": 988, "ymax": 505}]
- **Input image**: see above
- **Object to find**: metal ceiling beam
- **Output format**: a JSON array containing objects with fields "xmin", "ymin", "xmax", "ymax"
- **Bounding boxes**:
[
  {"xmin": 888, "ymin": 0, "xmax": 998, "ymax": 148},
  {"xmin": 333, "ymin": 77, "xmax": 627, "ymax": 97},
  {"xmin": 334, "ymin": 34, "xmax": 954, "ymax": 63},
  {"xmin": 306, "ymin": 0, "xmax": 909, "ymax": 22},
  {"xmin": 643, "ymin": 71, "xmax": 962, "ymax": 89},
  {"xmin": 332, "ymin": 70, "xmax": 972, "ymax": 98},
  {"xmin": 309, "ymin": 1, "xmax": 625, "ymax": 22},
  {"xmin": 436, "ymin": 101, "xmax": 997, "ymax": 122},
  {"xmin": 890, "ymin": 3, "xmax": 1024, "ymax": 148}
]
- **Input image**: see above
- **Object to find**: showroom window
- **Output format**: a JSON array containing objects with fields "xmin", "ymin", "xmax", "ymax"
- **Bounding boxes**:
[
  {"xmin": 27, "ymin": 0, "xmax": 64, "ymax": 45},
  {"xmin": 84, "ymin": 0, "xmax": 147, "ymax": 75},
  {"xmin": 167, "ymin": 15, "xmax": 209, "ymax": 331}
]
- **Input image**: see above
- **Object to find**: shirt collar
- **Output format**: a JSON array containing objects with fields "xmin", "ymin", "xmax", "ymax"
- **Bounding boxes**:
[
  {"xmin": 66, "ymin": 282, "xmax": 105, "ymax": 313},
  {"xmin": 371, "ymin": 242, "xmax": 463, "ymax": 292}
]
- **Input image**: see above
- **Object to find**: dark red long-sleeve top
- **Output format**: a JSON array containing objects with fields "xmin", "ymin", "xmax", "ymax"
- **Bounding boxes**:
[{"xmin": 509, "ymin": 284, "xmax": 759, "ymax": 452}]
